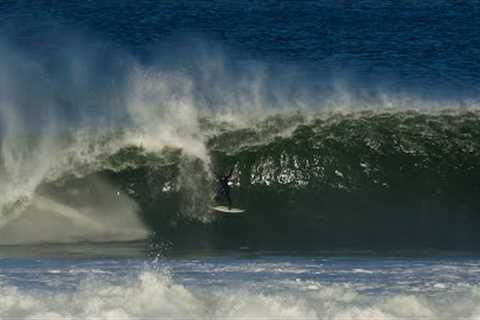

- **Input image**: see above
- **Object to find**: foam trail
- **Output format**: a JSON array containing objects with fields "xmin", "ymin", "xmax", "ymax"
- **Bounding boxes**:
[{"xmin": 0, "ymin": 181, "xmax": 150, "ymax": 244}]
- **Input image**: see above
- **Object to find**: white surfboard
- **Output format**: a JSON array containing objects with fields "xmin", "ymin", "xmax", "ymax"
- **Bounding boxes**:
[{"xmin": 210, "ymin": 205, "xmax": 246, "ymax": 214}]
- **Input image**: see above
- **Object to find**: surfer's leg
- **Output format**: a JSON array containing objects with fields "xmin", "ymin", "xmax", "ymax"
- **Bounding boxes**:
[{"xmin": 226, "ymin": 192, "xmax": 232, "ymax": 210}]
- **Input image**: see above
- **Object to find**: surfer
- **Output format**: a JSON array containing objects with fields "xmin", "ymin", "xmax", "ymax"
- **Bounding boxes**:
[{"xmin": 215, "ymin": 167, "xmax": 234, "ymax": 210}]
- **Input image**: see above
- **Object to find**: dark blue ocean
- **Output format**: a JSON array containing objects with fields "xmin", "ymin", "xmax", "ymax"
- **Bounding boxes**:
[
  {"xmin": 2, "ymin": 0, "xmax": 479, "ymax": 96},
  {"xmin": 1, "ymin": 1, "xmax": 480, "ymax": 318}
]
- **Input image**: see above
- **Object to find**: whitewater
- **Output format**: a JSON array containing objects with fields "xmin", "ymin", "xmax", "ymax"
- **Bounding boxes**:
[{"xmin": 1, "ymin": 250, "xmax": 480, "ymax": 319}]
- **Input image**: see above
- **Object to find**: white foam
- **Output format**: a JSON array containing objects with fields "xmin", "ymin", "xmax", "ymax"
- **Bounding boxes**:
[
  {"xmin": 0, "ymin": 270, "xmax": 479, "ymax": 319},
  {"xmin": 352, "ymin": 268, "xmax": 374, "ymax": 274}
]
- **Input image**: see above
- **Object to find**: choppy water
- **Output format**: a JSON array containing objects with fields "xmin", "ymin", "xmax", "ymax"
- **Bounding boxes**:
[{"xmin": 1, "ymin": 247, "xmax": 480, "ymax": 319}]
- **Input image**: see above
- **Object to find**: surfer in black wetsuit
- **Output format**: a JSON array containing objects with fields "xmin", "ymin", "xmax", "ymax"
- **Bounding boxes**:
[{"xmin": 215, "ymin": 167, "xmax": 234, "ymax": 210}]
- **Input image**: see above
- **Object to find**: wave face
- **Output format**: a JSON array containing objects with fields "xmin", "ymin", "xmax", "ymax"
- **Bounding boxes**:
[
  {"xmin": 0, "ymin": 0, "xmax": 479, "ymax": 248},
  {"xmin": 25, "ymin": 110, "xmax": 480, "ymax": 250}
]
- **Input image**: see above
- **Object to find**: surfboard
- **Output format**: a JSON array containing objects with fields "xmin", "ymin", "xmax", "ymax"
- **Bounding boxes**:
[{"xmin": 210, "ymin": 205, "xmax": 246, "ymax": 214}]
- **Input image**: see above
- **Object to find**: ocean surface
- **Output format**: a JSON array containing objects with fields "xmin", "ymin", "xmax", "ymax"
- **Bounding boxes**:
[
  {"xmin": 0, "ymin": 0, "xmax": 479, "ymax": 318},
  {"xmin": 2, "ymin": 246, "xmax": 480, "ymax": 319}
]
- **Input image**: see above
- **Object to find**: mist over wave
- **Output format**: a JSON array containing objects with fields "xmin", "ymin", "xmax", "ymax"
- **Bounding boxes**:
[{"xmin": 0, "ymin": 35, "xmax": 478, "ymax": 247}]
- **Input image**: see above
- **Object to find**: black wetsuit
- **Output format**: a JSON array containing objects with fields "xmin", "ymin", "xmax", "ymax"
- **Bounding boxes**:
[{"xmin": 216, "ymin": 168, "xmax": 234, "ymax": 209}]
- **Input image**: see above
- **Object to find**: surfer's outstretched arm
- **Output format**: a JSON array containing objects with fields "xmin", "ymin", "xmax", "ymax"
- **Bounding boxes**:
[{"xmin": 226, "ymin": 166, "xmax": 235, "ymax": 179}]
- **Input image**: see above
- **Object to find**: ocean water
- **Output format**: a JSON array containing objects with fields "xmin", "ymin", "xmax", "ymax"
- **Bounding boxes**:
[
  {"xmin": 0, "ymin": 1, "xmax": 479, "ymax": 318},
  {"xmin": 1, "ymin": 246, "xmax": 480, "ymax": 319}
]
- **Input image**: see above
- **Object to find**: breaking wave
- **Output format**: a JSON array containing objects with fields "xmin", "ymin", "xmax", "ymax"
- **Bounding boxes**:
[
  {"xmin": 0, "ymin": 37, "xmax": 479, "ymax": 249},
  {"xmin": 2, "ymin": 108, "xmax": 480, "ymax": 249},
  {"xmin": 1, "ymin": 268, "xmax": 480, "ymax": 319}
]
